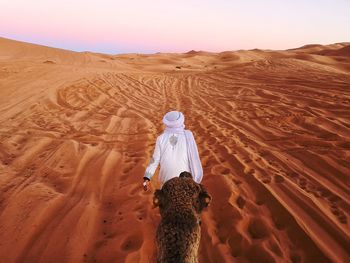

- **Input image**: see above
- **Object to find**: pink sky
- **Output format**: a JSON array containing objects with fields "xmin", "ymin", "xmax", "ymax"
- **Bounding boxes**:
[{"xmin": 1, "ymin": 0, "xmax": 349, "ymax": 54}]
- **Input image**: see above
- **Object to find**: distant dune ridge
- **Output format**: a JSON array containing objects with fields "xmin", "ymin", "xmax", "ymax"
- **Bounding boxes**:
[{"xmin": 0, "ymin": 36, "xmax": 349, "ymax": 262}]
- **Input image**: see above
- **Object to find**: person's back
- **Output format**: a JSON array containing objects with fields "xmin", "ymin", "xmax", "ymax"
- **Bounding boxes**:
[
  {"xmin": 143, "ymin": 111, "xmax": 203, "ymax": 190},
  {"xmin": 154, "ymin": 132, "xmax": 190, "ymax": 184}
]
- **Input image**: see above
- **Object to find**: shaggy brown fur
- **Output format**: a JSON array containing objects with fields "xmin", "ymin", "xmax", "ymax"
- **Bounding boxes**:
[{"xmin": 153, "ymin": 174, "xmax": 211, "ymax": 263}]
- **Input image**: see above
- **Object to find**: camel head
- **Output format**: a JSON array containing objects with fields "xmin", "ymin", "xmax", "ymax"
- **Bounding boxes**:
[
  {"xmin": 153, "ymin": 173, "xmax": 211, "ymax": 263},
  {"xmin": 153, "ymin": 173, "xmax": 211, "ymax": 218}
]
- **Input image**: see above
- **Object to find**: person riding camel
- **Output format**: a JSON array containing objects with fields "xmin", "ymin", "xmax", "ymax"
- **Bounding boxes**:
[{"xmin": 143, "ymin": 111, "xmax": 203, "ymax": 190}]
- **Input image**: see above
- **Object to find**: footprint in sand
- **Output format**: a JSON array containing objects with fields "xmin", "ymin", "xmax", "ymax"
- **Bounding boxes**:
[
  {"xmin": 236, "ymin": 196, "xmax": 246, "ymax": 209},
  {"xmin": 120, "ymin": 233, "xmax": 143, "ymax": 252},
  {"xmin": 273, "ymin": 174, "xmax": 285, "ymax": 183},
  {"xmin": 329, "ymin": 202, "xmax": 347, "ymax": 224},
  {"xmin": 261, "ymin": 176, "xmax": 272, "ymax": 184},
  {"xmin": 248, "ymin": 217, "xmax": 270, "ymax": 239},
  {"xmin": 3, "ymin": 153, "xmax": 17, "ymax": 165},
  {"xmin": 297, "ymin": 177, "xmax": 307, "ymax": 189},
  {"xmin": 244, "ymin": 167, "xmax": 255, "ymax": 175},
  {"xmin": 211, "ymin": 164, "xmax": 231, "ymax": 175}
]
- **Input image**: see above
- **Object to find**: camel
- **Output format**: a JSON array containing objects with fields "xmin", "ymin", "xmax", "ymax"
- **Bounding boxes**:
[{"xmin": 153, "ymin": 172, "xmax": 211, "ymax": 263}]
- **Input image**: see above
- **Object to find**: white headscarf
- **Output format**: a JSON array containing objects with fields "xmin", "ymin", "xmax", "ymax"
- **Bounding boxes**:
[
  {"xmin": 163, "ymin": 111, "xmax": 185, "ymax": 134},
  {"xmin": 162, "ymin": 111, "xmax": 203, "ymax": 183}
]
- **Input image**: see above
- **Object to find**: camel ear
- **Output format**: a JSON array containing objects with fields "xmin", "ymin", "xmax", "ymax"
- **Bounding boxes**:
[
  {"xmin": 153, "ymin": 189, "xmax": 164, "ymax": 207},
  {"xmin": 179, "ymin": 171, "xmax": 193, "ymax": 179},
  {"xmin": 199, "ymin": 188, "xmax": 212, "ymax": 210}
]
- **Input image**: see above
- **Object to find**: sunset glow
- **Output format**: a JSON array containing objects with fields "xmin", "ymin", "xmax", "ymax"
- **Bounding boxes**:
[{"xmin": 1, "ymin": 0, "xmax": 349, "ymax": 53}]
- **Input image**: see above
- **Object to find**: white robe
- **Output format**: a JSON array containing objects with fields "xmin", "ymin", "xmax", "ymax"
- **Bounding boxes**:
[{"xmin": 144, "ymin": 131, "xmax": 193, "ymax": 186}]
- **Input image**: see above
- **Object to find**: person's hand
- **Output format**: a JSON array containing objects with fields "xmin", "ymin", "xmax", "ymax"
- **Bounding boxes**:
[{"xmin": 143, "ymin": 179, "xmax": 150, "ymax": 191}]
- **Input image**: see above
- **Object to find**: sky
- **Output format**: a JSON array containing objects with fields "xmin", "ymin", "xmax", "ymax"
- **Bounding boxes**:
[{"xmin": 1, "ymin": 0, "xmax": 349, "ymax": 54}]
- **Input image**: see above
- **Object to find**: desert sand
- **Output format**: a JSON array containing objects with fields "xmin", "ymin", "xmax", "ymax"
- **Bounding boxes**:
[{"xmin": 0, "ymin": 37, "xmax": 349, "ymax": 262}]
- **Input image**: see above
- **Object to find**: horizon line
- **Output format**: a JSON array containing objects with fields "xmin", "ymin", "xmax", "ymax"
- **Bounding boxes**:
[{"xmin": 1, "ymin": 35, "xmax": 350, "ymax": 56}]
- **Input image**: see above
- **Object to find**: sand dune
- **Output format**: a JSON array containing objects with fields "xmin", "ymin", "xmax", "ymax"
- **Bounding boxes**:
[{"xmin": 0, "ymin": 37, "xmax": 349, "ymax": 262}]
